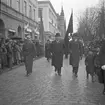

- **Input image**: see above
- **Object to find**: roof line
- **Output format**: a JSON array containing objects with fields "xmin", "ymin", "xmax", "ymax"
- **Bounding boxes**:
[{"xmin": 38, "ymin": 0, "xmax": 57, "ymax": 16}]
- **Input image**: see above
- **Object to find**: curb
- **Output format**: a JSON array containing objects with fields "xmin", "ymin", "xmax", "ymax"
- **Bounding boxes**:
[{"xmin": 0, "ymin": 56, "xmax": 44, "ymax": 75}]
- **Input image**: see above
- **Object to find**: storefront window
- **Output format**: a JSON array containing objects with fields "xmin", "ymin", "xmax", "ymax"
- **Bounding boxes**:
[
  {"xmin": 17, "ymin": 0, "xmax": 20, "ymax": 12},
  {"xmin": 8, "ymin": 30, "xmax": 16, "ymax": 38}
]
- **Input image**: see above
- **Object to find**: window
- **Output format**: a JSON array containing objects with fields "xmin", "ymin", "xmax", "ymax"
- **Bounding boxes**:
[
  {"xmin": 7, "ymin": 0, "xmax": 9, "ymax": 5},
  {"xmin": 24, "ymin": 1, "xmax": 27, "ymax": 16},
  {"xmin": 52, "ymin": 19, "xmax": 53, "ymax": 24},
  {"xmin": 17, "ymin": 0, "xmax": 20, "ymax": 12},
  {"xmin": 38, "ymin": 8, "xmax": 42, "ymax": 18},
  {"xmin": 29, "ymin": 5, "xmax": 32, "ymax": 18},
  {"xmin": 33, "ymin": 9, "xmax": 35, "ymax": 20},
  {"xmin": 10, "ymin": 0, "xmax": 12, "ymax": 7}
]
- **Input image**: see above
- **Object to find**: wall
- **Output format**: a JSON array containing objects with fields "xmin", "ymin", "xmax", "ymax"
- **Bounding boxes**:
[
  {"xmin": 0, "ymin": 0, "xmax": 39, "ymax": 39},
  {"xmin": 38, "ymin": 3, "xmax": 49, "ymax": 32}
]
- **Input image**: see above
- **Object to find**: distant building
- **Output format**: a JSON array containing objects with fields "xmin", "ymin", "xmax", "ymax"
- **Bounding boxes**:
[
  {"xmin": 0, "ymin": 0, "xmax": 39, "ymax": 39},
  {"xmin": 38, "ymin": 0, "xmax": 59, "ymax": 42},
  {"xmin": 57, "ymin": 6, "xmax": 66, "ymax": 38}
]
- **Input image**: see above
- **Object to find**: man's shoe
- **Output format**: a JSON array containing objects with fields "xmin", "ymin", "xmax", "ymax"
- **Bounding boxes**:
[
  {"xmin": 75, "ymin": 73, "xmax": 78, "ymax": 77},
  {"xmin": 58, "ymin": 73, "xmax": 61, "ymax": 76},
  {"xmin": 26, "ymin": 72, "xmax": 30, "ymax": 76},
  {"xmin": 58, "ymin": 71, "xmax": 61, "ymax": 76},
  {"xmin": 55, "ymin": 68, "xmax": 57, "ymax": 72}
]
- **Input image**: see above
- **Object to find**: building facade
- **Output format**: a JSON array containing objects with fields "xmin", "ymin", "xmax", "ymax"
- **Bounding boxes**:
[
  {"xmin": 38, "ymin": 0, "xmax": 59, "ymax": 42},
  {"xmin": 0, "ymin": 0, "xmax": 39, "ymax": 39}
]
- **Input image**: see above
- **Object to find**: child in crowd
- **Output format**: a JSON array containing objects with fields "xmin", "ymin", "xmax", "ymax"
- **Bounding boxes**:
[
  {"xmin": 85, "ymin": 50, "xmax": 95, "ymax": 82},
  {"xmin": 94, "ymin": 48, "xmax": 101, "ymax": 76}
]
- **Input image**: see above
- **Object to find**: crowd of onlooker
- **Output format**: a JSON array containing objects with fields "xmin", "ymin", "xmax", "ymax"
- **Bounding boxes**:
[{"xmin": 0, "ymin": 38, "xmax": 44, "ymax": 73}]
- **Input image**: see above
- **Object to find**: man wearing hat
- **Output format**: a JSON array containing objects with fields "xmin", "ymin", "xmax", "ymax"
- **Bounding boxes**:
[
  {"xmin": 68, "ymin": 33, "xmax": 82, "ymax": 77},
  {"xmin": 23, "ymin": 34, "xmax": 36, "ymax": 76},
  {"xmin": 50, "ymin": 33, "xmax": 64, "ymax": 76}
]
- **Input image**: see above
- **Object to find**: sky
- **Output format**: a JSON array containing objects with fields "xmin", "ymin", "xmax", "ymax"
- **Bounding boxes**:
[{"xmin": 49, "ymin": 0, "xmax": 99, "ymax": 32}]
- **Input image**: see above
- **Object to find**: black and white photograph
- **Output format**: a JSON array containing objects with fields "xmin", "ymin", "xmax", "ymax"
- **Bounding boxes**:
[{"xmin": 0, "ymin": 0, "xmax": 105, "ymax": 105}]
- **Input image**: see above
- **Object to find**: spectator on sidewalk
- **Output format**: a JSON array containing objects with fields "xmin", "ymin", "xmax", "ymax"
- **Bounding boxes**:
[
  {"xmin": 5, "ymin": 39, "xmax": 13, "ymax": 69},
  {"xmin": 0, "ymin": 38, "xmax": 7, "ymax": 70},
  {"xmin": 45, "ymin": 40, "xmax": 51, "ymax": 62},
  {"xmin": 12, "ymin": 41, "xmax": 18, "ymax": 65},
  {"xmin": 85, "ymin": 50, "xmax": 95, "ymax": 82},
  {"xmin": 99, "ymin": 34, "xmax": 105, "ymax": 95}
]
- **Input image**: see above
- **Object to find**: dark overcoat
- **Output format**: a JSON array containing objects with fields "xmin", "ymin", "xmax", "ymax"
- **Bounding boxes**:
[
  {"xmin": 99, "ymin": 40, "xmax": 105, "ymax": 66},
  {"xmin": 23, "ymin": 40, "xmax": 36, "ymax": 73},
  {"xmin": 98, "ymin": 40, "xmax": 105, "ymax": 84},
  {"xmin": 68, "ymin": 40, "xmax": 81, "ymax": 67},
  {"xmin": 85, "ymin": 54, "xmax": 95, "ymax": 75},
  {"xmin": 45, "ymin": 43, "xmax": 51, "ymax": 58},
  {"xmin": 51, "ymin": 39, "xmax": 64, "ymax": 69}
]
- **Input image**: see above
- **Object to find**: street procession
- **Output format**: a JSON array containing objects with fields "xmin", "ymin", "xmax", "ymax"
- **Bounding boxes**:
[{"xmin": 0, "ymin": 0, "xmax": 105, "ymax": 105}]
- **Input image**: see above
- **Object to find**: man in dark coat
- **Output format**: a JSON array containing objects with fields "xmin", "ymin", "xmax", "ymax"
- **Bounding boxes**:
[
  {"xmin": 51, "ymin": 33, "xmax": 64, "ymax": 76},
  {"xmin": 68, "ymin": 33, "xmax": 82, "ymax": 77},
  {"xmin": 99, "ymin": 34, "xmax": 105, "ymax": 95},
  {"xmin": 23, "ymin": 35, "xmax": 36, "ymax": 76},
  {"xmin": 45, "ymin": 40, "xmax": 51, "ymax": 62}
]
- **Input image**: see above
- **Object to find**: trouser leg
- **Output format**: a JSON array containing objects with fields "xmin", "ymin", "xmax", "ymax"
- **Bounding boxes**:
[
  {"xmin": 58, "ymin": 67, "xmax": 61, "ymax": 76},
  {"xmin": 72, "ymin": 66, "xmax": 74, "ymax": 73},
  {"xmin": 103, "ymin": 70, "xmax": 105, "ymax": 90},
  {"xmin": 73, "ymin": 66, "xmax": 78, "ymax": 76},
  {"xmin": 65, "ymin": 54, "xmax": 68, "ymax": 59}
]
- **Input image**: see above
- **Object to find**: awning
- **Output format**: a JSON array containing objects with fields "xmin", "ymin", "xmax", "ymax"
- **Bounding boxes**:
[
  {"xmin": 8, "ymin": 29, "xmax": 16, "ymax": 33},
  {"xmin": 34, "ymin": 29, "xmax": 39, "ymax": 35}
]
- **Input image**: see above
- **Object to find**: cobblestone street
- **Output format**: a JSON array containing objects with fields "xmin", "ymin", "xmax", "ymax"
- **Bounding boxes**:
[{"xmin": 0, "ymin": 57, "xmax": 105, "ymax": 105}]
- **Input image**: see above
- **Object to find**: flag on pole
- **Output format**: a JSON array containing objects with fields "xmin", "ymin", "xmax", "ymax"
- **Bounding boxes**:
[
  {"xmin": 64, "ymin": 9, "xmax": 73, "ymax": 49},
  {"xmin": 67, "ymin": 9, "xmax": 73, "ymax": 34}
]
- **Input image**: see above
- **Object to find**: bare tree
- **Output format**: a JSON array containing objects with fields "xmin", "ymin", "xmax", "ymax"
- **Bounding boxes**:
[{"xmin": 77, "ymin": 6, "xmax": 100, "ymax": 44}]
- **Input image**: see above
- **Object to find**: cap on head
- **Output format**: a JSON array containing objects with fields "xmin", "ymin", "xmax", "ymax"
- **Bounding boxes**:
[
  {"xmin": 55, "ymin": 33, "xmax": 60, "ymax": 37},
  {"xmin": 72, "ymin": 33, "xmax": 78, "ymax": 38}
]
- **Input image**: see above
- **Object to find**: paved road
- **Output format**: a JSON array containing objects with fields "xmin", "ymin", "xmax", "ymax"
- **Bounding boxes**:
[{"xmin": 0, "ymin": 57, "xmax": 105, "ymax": 105}]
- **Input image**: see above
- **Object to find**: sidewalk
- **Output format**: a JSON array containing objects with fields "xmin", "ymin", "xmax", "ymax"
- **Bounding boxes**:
[{"xmin": 0, "ymin": 56, "xmax": 43, "ymax": 75}]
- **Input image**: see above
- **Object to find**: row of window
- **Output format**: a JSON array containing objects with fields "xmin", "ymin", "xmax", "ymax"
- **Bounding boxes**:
[
  {"xmin": 24, "ymin": 1, "xmax": 36, "ymax": 20},
  {"xmin": 7, "ymin": 0, "xmax": 36, "ymax": 20},
  {"xmin": 38, "ymin": 8, "xmax": 43, "ymax": 18},
  {"xmin": 49, "ymin": 9, "xmax": 57, "ymax": 28}
]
